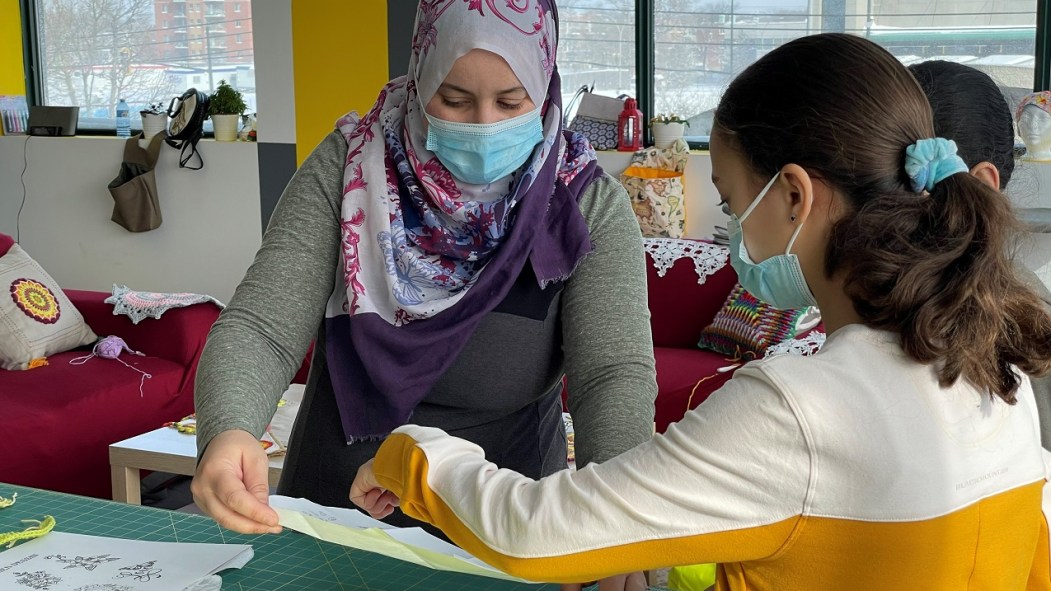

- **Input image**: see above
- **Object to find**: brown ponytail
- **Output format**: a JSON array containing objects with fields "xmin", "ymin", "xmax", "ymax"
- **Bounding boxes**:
[
  {"xmin": 828, "ymin": 171, "xmax": 1051, "ymax": 403},
  {"xmin": 714, "ymin": 33, "xmax": 1051, "ymax": 403}
]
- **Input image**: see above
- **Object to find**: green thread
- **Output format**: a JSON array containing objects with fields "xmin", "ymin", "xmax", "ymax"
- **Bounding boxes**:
[
  {"xmin": 0, "ymin": 492, "xmax": 17, "ymax": 509},
  {"xmin": 0, "ymin": 515, "xmax": 56, "ymax": 549}
]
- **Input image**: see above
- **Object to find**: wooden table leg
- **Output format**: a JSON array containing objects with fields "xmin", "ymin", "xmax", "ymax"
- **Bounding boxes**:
[{"xmin": 111, "ymin": 464, "xmax": 141, "ymax": 505}]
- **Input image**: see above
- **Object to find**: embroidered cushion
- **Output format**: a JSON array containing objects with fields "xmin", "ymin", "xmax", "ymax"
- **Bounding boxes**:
[
  {"xmin": 697, "ymin": 283, "xmax": 815, "ymax": 360},
  {"xmin": 0, "ymin": 239, "xmax": 97, "ymax": 370}
]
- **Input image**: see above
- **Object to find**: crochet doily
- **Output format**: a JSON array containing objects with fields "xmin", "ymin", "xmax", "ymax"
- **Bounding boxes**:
[
  {"xmin": 105, "ymin": 284, "xmax": 225, "ymax": 325},
  {"xmin": 643, "ymin": 238, "xmax": 729, "ymax": 285},
  {"xmin": 764, "ymin": 330, "xmax": 826, "ymax": 359}
]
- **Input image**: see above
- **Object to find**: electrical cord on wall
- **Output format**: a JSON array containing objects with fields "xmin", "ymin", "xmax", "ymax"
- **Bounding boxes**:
[{"xmin": 17, "ymin": 135, "xmax": 31, "ymax": 243}]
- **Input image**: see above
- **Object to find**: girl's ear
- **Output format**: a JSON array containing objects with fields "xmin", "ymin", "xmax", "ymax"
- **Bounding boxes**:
[
  {"xmin": 778, "ymin": 163, "xmax": 814, "ymax": 225},
  {"xmin": 969, "ymin": 161, "xmax": 1001, "ymax": 191}
]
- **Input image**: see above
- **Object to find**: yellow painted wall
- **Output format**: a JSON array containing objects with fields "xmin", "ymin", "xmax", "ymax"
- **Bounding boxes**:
[
  {"xmin": 0, "ymin": 0, "xmax": 26, "ymax": 136},
  {"xmin": 291, "ymin": 1, "xmax": 389, "ymax": 164}
]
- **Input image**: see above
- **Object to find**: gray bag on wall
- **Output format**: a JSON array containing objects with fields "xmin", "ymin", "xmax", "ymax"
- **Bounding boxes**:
[{"xmin": 108, "ymin": 131, "xmax": 166, "ymax": 233}]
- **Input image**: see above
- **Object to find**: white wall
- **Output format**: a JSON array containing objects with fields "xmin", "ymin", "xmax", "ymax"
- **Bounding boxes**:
[
  {"xmin": 0, "ymin": 136, "xmax": 261, "ymax": 303},
  {"xmin": 251, "ymin": 0, "xmax": 295, "ymax": 145},
  {"xmin": 597, "ymin": 151, "xmax": 1051, "ymax": 290}
]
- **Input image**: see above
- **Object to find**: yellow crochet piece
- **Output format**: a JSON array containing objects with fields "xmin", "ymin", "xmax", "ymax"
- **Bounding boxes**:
[
  {"xmin": 0, "ymin": 515, "xmax": 56, "ymax": 549},
  {"xmin": 0, "ymin": 492, "xmax": 16, "ymax": 509},
  {"xmin": 27, "ymin": 357, "xmax": 48, "ymax": 369}
]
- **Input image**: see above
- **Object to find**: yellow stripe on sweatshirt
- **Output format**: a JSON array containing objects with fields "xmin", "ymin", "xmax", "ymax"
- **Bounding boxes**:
[
  {"xmin": 375, "ymin": 433, "xmax": 1050, "ymax": 589},
  {"xmin": 374, "ymin": 432, "xmax": 799, "ymax": 583}
]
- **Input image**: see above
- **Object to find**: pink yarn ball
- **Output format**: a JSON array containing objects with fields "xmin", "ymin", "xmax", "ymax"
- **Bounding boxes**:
[{"xmin": 96, "ymin": 335, "xmax": 130, "ymax": 359}]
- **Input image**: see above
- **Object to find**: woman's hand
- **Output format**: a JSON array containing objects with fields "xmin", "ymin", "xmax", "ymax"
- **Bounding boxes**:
[
  {"xmin": 560, "ymin": 572, "xmax": 648, "ymax": 591},
  {"xmin": 350, "ymin": 459, "xmax": 400, "ymax": 519},
  {"xmin": 191, "ymin": 429, "xmax": 282, "ymax": 535}
]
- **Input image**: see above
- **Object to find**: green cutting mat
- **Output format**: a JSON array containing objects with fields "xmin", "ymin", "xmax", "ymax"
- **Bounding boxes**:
[{"xmin": 0, "ymin": 484, "xmax": 559, "ymax": 591}]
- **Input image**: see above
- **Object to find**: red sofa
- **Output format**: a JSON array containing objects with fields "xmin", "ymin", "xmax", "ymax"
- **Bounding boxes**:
[
  {"xmin": 0, "ymin": 289, "xmax": 221, "ymax": 499},
  {"xmin": 646, "ymin": 243, "xmax": 743, "ymax": 433}
]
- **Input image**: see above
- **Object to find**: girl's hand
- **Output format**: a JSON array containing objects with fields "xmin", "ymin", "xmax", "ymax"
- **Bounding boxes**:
[{"xmin": 350, "ymin": 459, "xmax": 400, "ymax": 519}]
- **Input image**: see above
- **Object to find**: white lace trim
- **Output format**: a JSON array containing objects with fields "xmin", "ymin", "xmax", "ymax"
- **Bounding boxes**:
[
  {"xmin": 764, "ymin": 331, "xmax": 826, "ymax": 359},
  {"xmin": 643, "ymin": 238, "xmax": 729, "ymax": 285}
]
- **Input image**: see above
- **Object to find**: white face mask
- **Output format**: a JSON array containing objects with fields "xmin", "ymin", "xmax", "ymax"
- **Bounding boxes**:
[{"xmin": 726, "ymin": 173, "xmax": 818, "ymax": 310}]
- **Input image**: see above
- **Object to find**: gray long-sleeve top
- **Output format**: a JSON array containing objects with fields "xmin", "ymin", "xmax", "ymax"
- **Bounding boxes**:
[{"xmin": 195, "ymin": 130, "xmax": 657, "ymax": 490}]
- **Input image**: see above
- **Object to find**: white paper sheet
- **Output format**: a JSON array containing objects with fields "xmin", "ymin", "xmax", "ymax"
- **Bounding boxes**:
[
  {"xmin": 0, "ymin": 531, "xmax": 253, "ymax": 590},
  {"xmin": 270, "ymin": 495, "xmax": 525, "ymax": 582}
]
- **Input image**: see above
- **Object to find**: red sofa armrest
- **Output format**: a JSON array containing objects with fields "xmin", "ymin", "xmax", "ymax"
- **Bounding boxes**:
[
  {"xmin": 647, "ymin": 242, "xmax": 738, "ymax": 349},
  {"xmin": 291, "ymin": 342, "xmax": 314, "ymax": 385},
  {"xmin": 66, "ymin": 289, "xmax": 220, "ymax": 370}
]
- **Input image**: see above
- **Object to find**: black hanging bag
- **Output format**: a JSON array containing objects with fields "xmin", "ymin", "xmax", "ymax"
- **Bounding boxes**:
[{"xmin": 166, "ymin": 88, "xmax": 209, "ymax": 170}]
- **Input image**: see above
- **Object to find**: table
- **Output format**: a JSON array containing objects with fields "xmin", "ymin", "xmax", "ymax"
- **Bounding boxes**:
[
  {"xmin": 0, "ymin": 483, "xmax": 558, "ymax": 590},
  {"xmin": 109, "ymin": 385, "xmax": 303, "ymax": 504}
]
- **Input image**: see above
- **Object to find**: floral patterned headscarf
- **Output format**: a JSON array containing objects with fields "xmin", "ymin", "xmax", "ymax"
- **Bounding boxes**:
[
  {"xmin": 1016, "ymin": 91, "xmax": 1051, "ymax": 123},
  {"xmin": 324, "ymin": 0, "xmax": 602, "ymax": 442}
]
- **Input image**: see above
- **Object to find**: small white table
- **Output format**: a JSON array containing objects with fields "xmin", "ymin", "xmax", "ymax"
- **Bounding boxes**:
[{"xmin": 108, "ymin": 384, "xmax": 303, "ymax": 504}]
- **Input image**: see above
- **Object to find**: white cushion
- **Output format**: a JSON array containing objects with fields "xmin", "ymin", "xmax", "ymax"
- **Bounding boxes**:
[{"xmin": 0, "ymin": 244, "xmax": 96, "ymax": 370}]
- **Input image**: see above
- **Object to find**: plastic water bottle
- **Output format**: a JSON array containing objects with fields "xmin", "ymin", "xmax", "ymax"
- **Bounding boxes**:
[{"xmin": 115, "ymin": 98, "xmax": 131, "ymax": 138}]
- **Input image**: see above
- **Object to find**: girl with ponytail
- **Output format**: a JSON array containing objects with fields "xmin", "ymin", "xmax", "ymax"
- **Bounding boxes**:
[{"xmin": 352, "ymin": 33, "xmax": 1051, "ymax": 589}]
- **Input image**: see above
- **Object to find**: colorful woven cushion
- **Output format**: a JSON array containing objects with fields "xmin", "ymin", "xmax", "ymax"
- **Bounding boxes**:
[
  {"xmin": 0, "ymin": 240, "xmax": 97, "ymax": 370},
  {"xmin": 697, "ymin": 283, "xmax": 810, "ymax": 360}
]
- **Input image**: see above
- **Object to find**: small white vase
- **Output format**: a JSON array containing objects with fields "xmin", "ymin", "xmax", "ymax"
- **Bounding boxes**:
[
  {"xmin": 140, "ymin": 113, "xmax": 168, "ymax": 140},
  {"xmin": 212, "ymin": 114, "xmax": 240, "ymax": 141},
  {"xmin": 652, "ymin": 122, "xmax": 686, "ymax": 149}
]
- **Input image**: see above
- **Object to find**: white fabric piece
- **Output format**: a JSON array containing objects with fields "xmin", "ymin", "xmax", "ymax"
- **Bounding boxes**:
[
  {"xmin": 764, "ymin": 330, "xmax": 826, "ymax": 359},
  {"xmin": 105, "ymin": 284, "xmax": 224, "ymax": 325},
  {"xmin": 643, "ymin": 238, "xmax": 728, "ymax": 285}
]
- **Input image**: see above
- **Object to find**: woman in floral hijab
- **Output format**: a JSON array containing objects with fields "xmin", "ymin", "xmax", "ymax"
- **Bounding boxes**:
[{"xmin": 193, "ymin": 3, "xmax": 654, "ymax": 588}]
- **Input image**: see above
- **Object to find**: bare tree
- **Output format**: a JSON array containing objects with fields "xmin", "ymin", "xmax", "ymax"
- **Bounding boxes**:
[{"xmin": 40, "ymin": 0, "xmax": 176, "ymax": 117}]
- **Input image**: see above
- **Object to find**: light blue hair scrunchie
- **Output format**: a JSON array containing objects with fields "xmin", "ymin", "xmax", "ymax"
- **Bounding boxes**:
[{"xmin": 903, "ymin": 138, "xmax": 969, "ymax": 193}]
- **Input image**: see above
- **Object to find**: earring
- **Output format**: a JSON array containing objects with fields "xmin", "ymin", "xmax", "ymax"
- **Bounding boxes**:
[{"xmin": 790, "ymin": 215, "xmax": 797, "ymax": 222}]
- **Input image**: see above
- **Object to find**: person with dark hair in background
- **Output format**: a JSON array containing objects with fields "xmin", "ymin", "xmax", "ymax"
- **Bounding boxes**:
[
  {"xmin": 910, "ymin": 59, "xmax": 1051, "ymax": 448},
  {"xmin": 352, "ymin": 33, "xmax": 1051, "ymax": 589}
]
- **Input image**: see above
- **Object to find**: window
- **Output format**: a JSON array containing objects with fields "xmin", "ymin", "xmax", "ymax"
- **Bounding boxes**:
[
  {"xmin": 25, "ymin": 0, "xmax": 256, "ymax": 134},
  {"xmin": 234, "ymin": 2, "xmax": 240, "ymax": 12},
  {"xmin": 560, "ymin": 1, "xmax": 636, "ymax": 101},
  {"xmin": 235, "ymin": 19, "xmax": 241, "ymax": 28},
  {"xmin": 236, "ymin": 34, "xmax": 243, "ymax": 44},
  {"xmin": 654, "ymin": 0, "xmax": 1038, "ymax": 143},
  {"xmin": 557, "ymin": 1, "xmax": 1042, "ymax": 147}
]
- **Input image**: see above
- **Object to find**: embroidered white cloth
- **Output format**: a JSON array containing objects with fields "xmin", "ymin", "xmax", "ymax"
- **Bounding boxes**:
[
  {"xmin": 105, "ymin": 284, "xmax": 225, "ymax": 325},
  {"xmin": 643, "ymin": 238, "xmax": 729, "ymax": 285},
  {"xmin": 764, "ymin": 330, "xmax": 826, "ymax": 359}
]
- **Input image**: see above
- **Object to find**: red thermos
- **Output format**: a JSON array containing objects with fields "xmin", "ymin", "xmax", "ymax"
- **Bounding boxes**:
[{"xmin": 617, "ymin": 98, "xmax": 643, "ymax": 152}]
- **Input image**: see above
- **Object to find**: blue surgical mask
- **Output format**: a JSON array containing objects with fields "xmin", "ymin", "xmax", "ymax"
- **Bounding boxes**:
[
  {"xmin": 726, "ymin": 173, "xmax": 819, "ymax": 310},
  {"xmin": 425, "ymin": 108, "xmax": 544, "ymax": 185}
]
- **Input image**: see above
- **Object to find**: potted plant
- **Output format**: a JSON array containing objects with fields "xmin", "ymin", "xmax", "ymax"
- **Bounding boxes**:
[
  {"xmin": 139, "ymin": 102, "xmax": 168, "ymax": 140},
  {"xmin": 650, "ymin": 113, "xmax": 690, "ymax": 149},
  {"xmin": 208, "ymin": 80, "xmax": 247, "ymax": 141}
]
